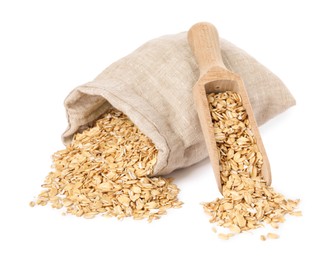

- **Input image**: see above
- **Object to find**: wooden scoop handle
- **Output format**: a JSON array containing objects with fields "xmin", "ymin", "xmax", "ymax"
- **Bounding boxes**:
[{"xmin": 187, "ymin": 22, "xmax": 227, "ymax": 74}]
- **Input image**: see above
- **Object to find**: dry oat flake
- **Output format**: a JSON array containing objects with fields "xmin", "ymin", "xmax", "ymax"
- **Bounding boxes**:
[
  {"xmin": 31, "ymin": 109, "xmax": 182, "ymax": 221},
  {"xmin": 31, "ymin": 92, "xmax": 300, "ymax": 239},
  {"xmin": 204, "ymin": 91, "xmax": 301, "ymax": 240}
]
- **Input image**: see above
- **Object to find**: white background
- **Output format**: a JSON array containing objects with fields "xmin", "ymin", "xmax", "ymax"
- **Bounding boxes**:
[{"xmin": 1, "ymin": 0, "xmax": 330, "ymax": 259}]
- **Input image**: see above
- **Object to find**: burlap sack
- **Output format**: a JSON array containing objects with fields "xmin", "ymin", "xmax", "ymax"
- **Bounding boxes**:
[{"xmin": 62, "ymin": 32, "xmax": 295, "ymax": 176}]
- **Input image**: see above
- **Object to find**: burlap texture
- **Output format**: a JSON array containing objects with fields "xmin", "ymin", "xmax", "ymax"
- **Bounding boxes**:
[{"xmin": 62, "ymin": 32, "xmax": 295, "ymax": 176}]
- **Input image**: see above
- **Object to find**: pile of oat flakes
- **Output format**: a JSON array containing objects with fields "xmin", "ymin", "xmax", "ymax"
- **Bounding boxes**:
[
  {"xmin": 204, "ymin": 91, "xmax": 301, "ymax": 240},
  {"xmin": 31, "ymin": 109, "xmax": 182, "ymax": 221}
]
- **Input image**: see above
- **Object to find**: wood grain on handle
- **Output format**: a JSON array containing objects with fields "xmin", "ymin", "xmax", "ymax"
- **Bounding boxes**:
[{"xmin": 187, "ymin": 22, "xmax": 226, "ymax": 74}]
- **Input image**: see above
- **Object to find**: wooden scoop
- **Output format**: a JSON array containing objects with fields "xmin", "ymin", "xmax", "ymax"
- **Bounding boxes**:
[{"xmin": 187, "ymin": 22, "xmax": 271, "ymax": 193}]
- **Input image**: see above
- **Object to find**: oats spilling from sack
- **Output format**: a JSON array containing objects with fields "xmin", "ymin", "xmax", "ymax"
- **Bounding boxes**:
[
  {"xmin": 31, "ymin": 109, "xmax": 182, "ymax": 221},
  {"xmin": 203, "ymin": 91, "xmax": 301, "ymax": 239}
]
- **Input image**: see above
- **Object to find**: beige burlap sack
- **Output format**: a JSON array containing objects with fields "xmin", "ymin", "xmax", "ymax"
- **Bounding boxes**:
[{"xmin": 62, "ymin": 32, "xmax": 295, "ymax": 176}]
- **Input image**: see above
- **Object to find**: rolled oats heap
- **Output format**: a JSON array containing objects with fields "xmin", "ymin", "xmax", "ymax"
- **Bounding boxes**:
[
  {"xmin": 31, "ymin": 109, "xmax": 182, "ymax": 221},
  {"xmin": 204, "ymin": 91, "xmax": 301, "ymax": 240}
]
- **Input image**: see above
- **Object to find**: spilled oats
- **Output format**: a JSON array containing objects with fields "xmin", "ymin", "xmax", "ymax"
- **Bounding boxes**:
[
  {"xmin": 31, "ymin": 109, "xmax": 182, "ymax": 221},
  {"xmin": 204, "ymin": 91, "xmax": 301, "ymax": 239}
]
